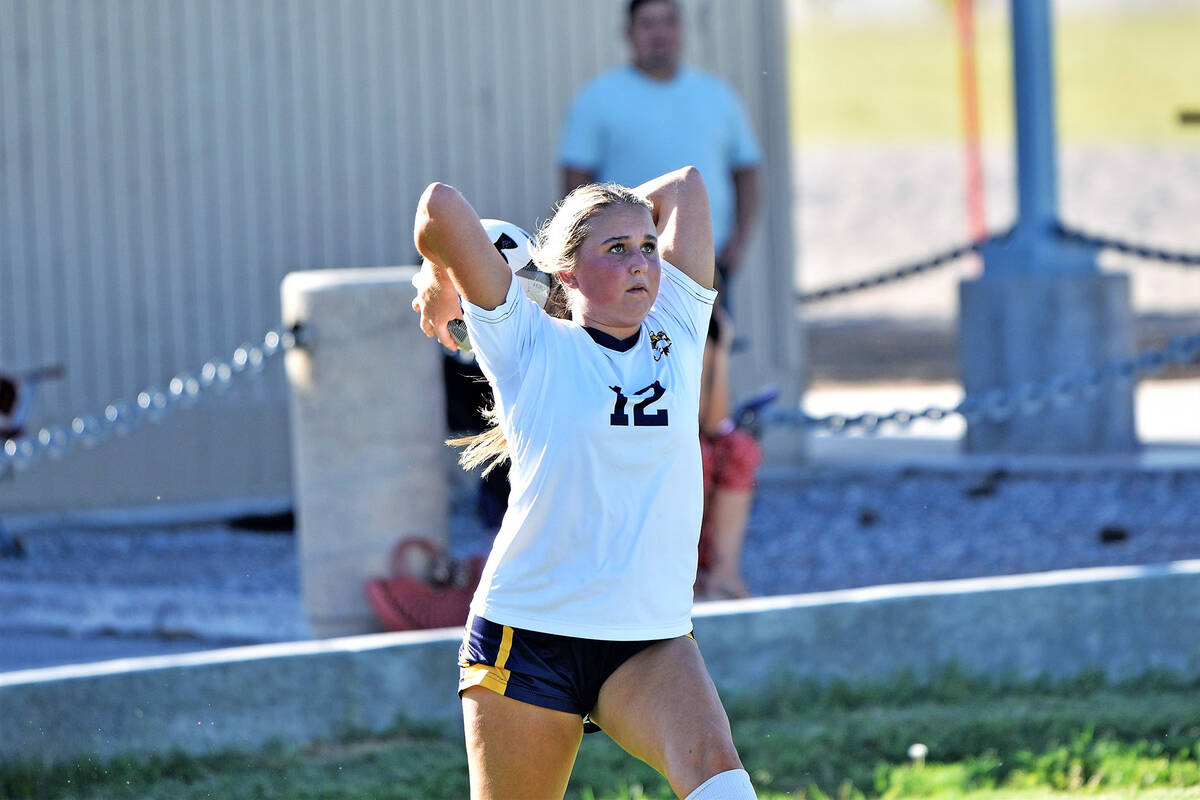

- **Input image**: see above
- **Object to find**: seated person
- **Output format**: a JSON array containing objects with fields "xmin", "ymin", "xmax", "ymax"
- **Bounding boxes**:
[{"xmin": 696, "ymin": 309, "xmax": 762, "ymax": 600}]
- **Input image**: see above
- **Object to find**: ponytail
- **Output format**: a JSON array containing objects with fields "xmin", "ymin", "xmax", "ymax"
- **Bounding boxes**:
[{"xmin": 446, "ymin": 405, "xmax": 508, "ymax": 476}]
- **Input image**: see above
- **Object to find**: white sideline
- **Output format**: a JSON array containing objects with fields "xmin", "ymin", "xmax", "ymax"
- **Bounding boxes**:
[
  {"xmin": 694, "ymin": 558, "xmax": 1200, "ymax": 616},
  {"xmin": 7, "ymin": 558, "xmax": 1199, "ymax": 687},
  {"xmin": 3, "ymin": 557, "xmax": 1199, "ymax": 763},
  {"xmin": 0, "ymin": 627, "xmax": 459, "ymax": 688}
]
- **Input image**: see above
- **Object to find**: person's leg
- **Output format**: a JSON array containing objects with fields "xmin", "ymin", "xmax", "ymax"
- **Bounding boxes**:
[
  {"xmin": 461, "ymin": 686, "xmax": 584, "ymax": 800},
  {"xmin": 700, "ymin": 429, "xmax": 761, "ymax": 599},
  {"xmin": 696, "ymin": 436, "xmax": 717, "ymax": 583},
  {"xmin": 700, "ymin": 486, "xmax": 753, "ymax": 599},
  {"xmin": 589, "ymin": 637, "xmax": 754, "ymax": 798}
]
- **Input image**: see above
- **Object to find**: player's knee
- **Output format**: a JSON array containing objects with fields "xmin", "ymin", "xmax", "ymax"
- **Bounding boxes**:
[
  {"xmin": 700, "ymin": 736, "xmax": 744, "ymax": 776},
  {"xmin": 668, "ymin": 721, "xmax": 743, "ymax": 788}
]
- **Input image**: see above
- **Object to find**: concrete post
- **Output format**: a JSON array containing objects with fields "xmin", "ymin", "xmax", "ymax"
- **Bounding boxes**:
[
  {"xmin": 281, "ymin": 268, "xmax": 448, "ymax": 637},
  {"xmin": 958, "ymin": 0, "xmax": 1135, "ymax": 452},
  {"xmin": 959, "ymin": 273, "xmax": 1136, "ymax": 452}
]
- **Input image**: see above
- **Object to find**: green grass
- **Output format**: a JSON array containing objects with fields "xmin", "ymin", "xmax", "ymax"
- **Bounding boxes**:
[
  {"xmin": 5, "ymin": 668, "xmax": 1200, "ymax": 800},
  {"xmin": 789, "ymin": 7, "xmax": 1200, "ymax": 144}
]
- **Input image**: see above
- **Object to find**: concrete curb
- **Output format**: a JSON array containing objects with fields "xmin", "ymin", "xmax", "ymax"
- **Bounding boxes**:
[
  {"xmin": 693, "ymin": 561, "xmax": 1200, "ymax": 687},
  {"xmin": 1, "ymin": 630, "xmax": 461, "ymax": 764},
  {"xmin": 3, "ymin": 561, "xmax": 1199, "ymax": 764}
]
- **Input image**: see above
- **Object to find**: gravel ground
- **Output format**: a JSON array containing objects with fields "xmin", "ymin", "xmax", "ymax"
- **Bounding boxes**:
[
  {"xmin": 5, "ymin": 463, "xmax": 1198, "ymax": 616},
  {"xmin": 743, "ymin": 465, "xmax": 1200, "ymax": 596},
  {"xmin": 447, "ymin": 463, "xmax": 1200, "ymax": 599},
  {"xmin": 1, "ymin": 457, "xmax": 1197, "ymax": 672}
]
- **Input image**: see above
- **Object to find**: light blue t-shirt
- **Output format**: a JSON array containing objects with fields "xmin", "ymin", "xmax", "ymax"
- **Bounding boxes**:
[{"xmin": 558, "ymin": 66, "xmax": 762, "ymax": 253}]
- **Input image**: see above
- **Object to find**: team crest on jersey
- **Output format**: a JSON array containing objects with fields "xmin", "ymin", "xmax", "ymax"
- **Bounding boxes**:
[{"xmin": 650, "ymin": 330, "xmax": 672, "ymax": 362}]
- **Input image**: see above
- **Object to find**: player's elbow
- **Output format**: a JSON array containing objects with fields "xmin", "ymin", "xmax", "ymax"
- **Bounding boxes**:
[
  {"xmin": 674, "ymin": 165, "xmax": 705, "ymax": 191},
  {"xmin": 673, "ymin": 166, "xmax": 711, "ymax": 219},
  {"xmin": 671, "ymin": 166, "xmax": 707, "ymax": 202},
  {"xmin": 414, "ymin": 182, "xmax": 462, "ymax": 251},
  {"xmin": 417, "ymin": 181, "xmax": 461, "ymax": 221}
]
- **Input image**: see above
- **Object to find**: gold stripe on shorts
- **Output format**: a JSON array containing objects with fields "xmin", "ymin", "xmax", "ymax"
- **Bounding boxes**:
[
  {"xmin": 495, "ymin": 624, "xmax": 514, "ymax": 669},
  {"xmin": 460, "ymin": 662, "xmax": 511, "ymax": 695},
  {"xmin": 460, "ymin": 623, "xmax": 516, "ymax": 697}
]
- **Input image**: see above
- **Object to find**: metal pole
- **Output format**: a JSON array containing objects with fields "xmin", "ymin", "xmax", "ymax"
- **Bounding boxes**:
[
  {"xmin": 985, "ymin": 0, "xmax": 1095, "ymax": 275},
  {"xmin": 1010, "ymin": 0, "xmax": 1058, "ymax": 239}
]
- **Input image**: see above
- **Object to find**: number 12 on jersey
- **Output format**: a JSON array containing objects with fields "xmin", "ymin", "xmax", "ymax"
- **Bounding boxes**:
[{"xmin": 609, "ymin": 381, "xmax": 668, "ymax": 427}]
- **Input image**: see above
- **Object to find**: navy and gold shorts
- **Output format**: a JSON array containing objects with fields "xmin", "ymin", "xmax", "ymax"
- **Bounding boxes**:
[{"xmin": 458, "ymin": 614, "xmax": 688, "ymax": 732}]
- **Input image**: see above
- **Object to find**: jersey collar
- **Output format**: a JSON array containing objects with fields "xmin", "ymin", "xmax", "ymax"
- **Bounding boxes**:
[{"xmin": 583, "ymin": 326, "xmax": 641, "ymax": 353}]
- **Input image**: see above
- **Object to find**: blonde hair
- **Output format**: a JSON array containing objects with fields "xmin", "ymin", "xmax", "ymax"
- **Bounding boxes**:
[{"xmin": 448, "ymin": 184, "xmax": 653, "ymax": 475}]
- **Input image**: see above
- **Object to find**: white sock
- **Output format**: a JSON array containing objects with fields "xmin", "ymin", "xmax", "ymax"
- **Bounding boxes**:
[{"xmin": 683, "ymin": 768, "xmax": 757, "ymax": 800}]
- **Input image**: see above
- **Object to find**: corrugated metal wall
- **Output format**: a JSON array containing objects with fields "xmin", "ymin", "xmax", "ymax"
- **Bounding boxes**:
[{"xmin": 0, "ymin": 0, "xmax": 799, "ymax": 517}]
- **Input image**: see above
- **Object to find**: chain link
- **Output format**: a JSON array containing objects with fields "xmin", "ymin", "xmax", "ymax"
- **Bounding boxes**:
[
  {"xmin": 788, "ymin": 222, "xmax": 1199, "ymax": 431},
  {"xmin": 769, "ymin": 331, "xmax": 1200, "ymax": 434},
  {"xmin": 1, "ymin": 328, "xmax": 298, "ymax": 476},
  {"xmin": 799, "ymin": 223, "xmax": 1199, "ymax": 307},
  {"xmin": 1057, "ymin": 223, "xmax": 1200, "ymax": 267},
  {"xmin": 797, "ymin": 229, "xmax": 1012, "ymax": 305},
  {"xmin": 4, "ymin": 269, "xmax": 1198, "ymax": 471}
]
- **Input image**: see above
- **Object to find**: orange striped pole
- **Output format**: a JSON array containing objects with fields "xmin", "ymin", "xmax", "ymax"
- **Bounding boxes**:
[{"xmin": 954, "ymin": 0, "xmax": 987, "ymax": 246}]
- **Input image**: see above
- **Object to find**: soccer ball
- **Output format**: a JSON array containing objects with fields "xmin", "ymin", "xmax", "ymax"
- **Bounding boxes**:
[{"xmin": 480, "ymin": 218, "xmax": 551, "ymax": 309}]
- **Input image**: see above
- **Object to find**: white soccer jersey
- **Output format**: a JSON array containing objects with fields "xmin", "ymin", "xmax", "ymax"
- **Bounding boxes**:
[{"xmin": 461, "ymin": 259, "xmax": 717, "ymax": 640}]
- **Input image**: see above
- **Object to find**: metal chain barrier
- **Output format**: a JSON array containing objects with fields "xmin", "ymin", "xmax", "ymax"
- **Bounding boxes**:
[
  {"xmin": 799, "ymin": 223, "xmax": 1199, "ymax": 307},
  {"xmin": 6, "ymin": 323, "xmax": 1198, "ymax": 466},
  {"xmin": 3, "ymin": 230, "xmax": 1198, "ymax": 475},
  {"xmin": 796, "ymin": 229, "xmax": 1012, "ymax": 304},
  {"xmin": 767, "ymin": 330, "xmax": 1200, "ymax": 435},
  {"xmin": 1057, "ymin": 223, "xmax": 1200, "ymax": 267},
  {"xmin": 1, "ymin": 327, "xmax": 300, "ymax": 476}
]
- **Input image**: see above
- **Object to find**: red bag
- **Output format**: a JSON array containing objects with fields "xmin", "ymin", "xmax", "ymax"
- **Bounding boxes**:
[{"xmin": 365, "ymin": 537, "xmax": 485, "ymax": 631}]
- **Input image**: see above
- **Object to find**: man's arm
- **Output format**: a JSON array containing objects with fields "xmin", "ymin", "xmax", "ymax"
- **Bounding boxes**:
[
  {"xmin": 699, "ymin": 311, "xmax": 734, "ymax": 436},
  {"xmin": 561, "ymin": 166, "xmax": 596, "ymax": 198},
  {"xmin": 716, "ymin": 165, "xmax": 761, "ymax": 275}
]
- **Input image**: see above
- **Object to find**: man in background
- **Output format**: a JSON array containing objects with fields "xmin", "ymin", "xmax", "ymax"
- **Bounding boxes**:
[{"xmin": 558, "ymin": 0, "xmax": 762, "ymax": 309}]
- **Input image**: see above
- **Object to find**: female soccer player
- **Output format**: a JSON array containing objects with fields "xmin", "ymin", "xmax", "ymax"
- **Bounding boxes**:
[{"xmin": 411, "ymin": 166, "xmax": 757, "ymax": 800}]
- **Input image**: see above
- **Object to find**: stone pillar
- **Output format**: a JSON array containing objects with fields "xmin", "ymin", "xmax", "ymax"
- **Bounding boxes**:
[
  {"xmin": 281, "ymin": 268, "xmax": 447, "ymax": 637},
  {"xmin": 959, "ymin": 272, "xmax": 1136, "ymax": 453}
]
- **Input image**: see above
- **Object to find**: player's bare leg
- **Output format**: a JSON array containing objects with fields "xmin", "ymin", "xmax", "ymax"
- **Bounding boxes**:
[
  {"xmin": 461, "ymin": 686, "xmax": 583, "ymax": 800},
  {"xmin": 590, "ymin": 636, "xmax": 747, "ymax": 798}
]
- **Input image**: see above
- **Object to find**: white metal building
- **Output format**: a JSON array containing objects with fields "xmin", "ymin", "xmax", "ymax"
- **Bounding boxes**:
[{"xmin": 0, "ymin": 0, "xmax": 800, "ymax": 519}]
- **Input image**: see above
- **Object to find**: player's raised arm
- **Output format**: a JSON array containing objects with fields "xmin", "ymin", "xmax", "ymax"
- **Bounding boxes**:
[
  {"xmin": 412, "ymin": 182, "xmax": 513, "ymax": 350},
  {"xmin": 635, "ymin": 166, "xmax": 715, "ymax": 290}
]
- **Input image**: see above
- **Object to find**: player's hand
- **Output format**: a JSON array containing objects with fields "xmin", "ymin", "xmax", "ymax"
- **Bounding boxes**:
[{"xmin": 411, "ymin": 265, "xmax": 463, "ymax": 351}]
